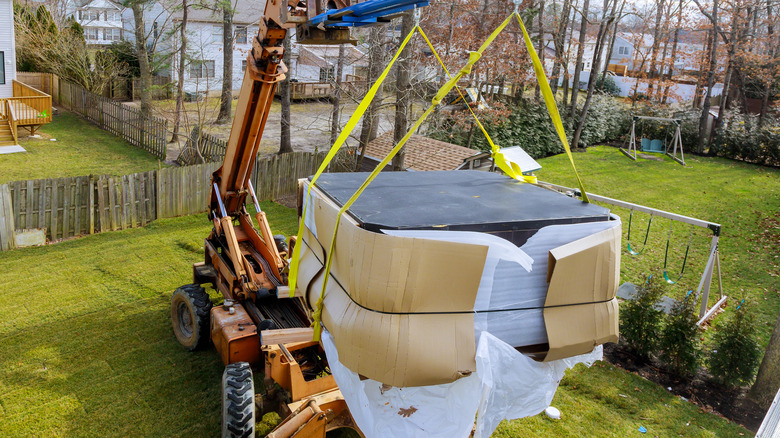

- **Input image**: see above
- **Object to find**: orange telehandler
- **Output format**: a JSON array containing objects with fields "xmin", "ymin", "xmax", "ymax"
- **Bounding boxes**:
[{"xmin": 169, "ymin": 1, "xmax": 427, "ymax": 437}]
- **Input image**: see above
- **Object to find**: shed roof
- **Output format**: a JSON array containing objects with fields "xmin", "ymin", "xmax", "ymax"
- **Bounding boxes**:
[{"xmin": 364, "ymin": 132, "xmax": 479, "ymax": 171}]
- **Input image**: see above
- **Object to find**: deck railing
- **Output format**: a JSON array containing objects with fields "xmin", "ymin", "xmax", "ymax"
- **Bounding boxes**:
[{"xmin": 10, "ymin": 80, "xmax": 53, "ymax": 126}]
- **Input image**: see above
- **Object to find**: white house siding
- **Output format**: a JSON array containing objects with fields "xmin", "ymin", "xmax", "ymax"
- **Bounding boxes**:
[{"xmin": 0, "ymin": 0, "xmax": 16, "ymax": 98}]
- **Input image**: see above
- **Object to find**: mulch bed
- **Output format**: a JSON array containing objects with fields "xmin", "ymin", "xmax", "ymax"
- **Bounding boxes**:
[{"xmin": 604, "ymin": 342, "xmax": 767, "ymax": 433}]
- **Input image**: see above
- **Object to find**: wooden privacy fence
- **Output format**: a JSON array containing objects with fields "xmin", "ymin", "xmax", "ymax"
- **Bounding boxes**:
[
  {"xmin": 157, "ymin": 163, "xmax": 220, "ymax": 219},
  {"xmin": 0, "ymin": 152, "xmax": 333, "ymax": 250},
  {"xmin": 57, "ymin": 80, "xmax": 168, "ymax": 159}
]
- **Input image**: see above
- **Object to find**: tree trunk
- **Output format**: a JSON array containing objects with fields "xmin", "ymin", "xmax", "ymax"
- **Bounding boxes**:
[
  {"xmin": 279, "ymin": 34, "xmax": 293, "ymax": 154},
  {"xmin": 759, "ymin": 0, "xmax": 774, "ymax": 126},
  {"xmin": 562, "ymin": 0, "xmax": 579, "ymax": 105},
  {"xmin": 647, "ymin": 0, "xmax": 664, "ymax": 98},
  {"xmin": 750, "ymin": 313, "xmax": 780, "ymax": 409},
  {"xmin": 600, "ymin": 0, "xmax": 624, "ymax": 80},
  {"xmin": 568, "ymin": 0, "xmax": 590, "ymax": 124},
  {"xmin": 357, "ymin": 26, "xmax": 386, "ymax": 170},
  {"xmin": 171, "ymin": 0, "xmax": 187, "ymax": 143},
  {"xmin": 217, "ymin": 2, "xmax": 233, "ymax": 124},
  {"xmin": 329, "ymin": 44, "xmax": 346, "ymax": 146},
  {"xmin": 550, "ymin": 0, "xmax": 570, "ymax": 96},
  {"xmin": 662, "ymin": 0, "xmax": 681, "ymax": 103},
  {"xmin": 535, "ymin": 0, "xmax": 545, "ymax": 100},
  {"xmin": 392, "ymin": 11, "xmax": 414, "ymax": 171},
  {"xmin": 571, "ymin": 0, "xmax": 613, "ymax": 149},
  {"xmin": 698, "ymin": 1, "xmax": 718, "ymax": 154},
  {"xmin": 131, "ymin": 2, "xmax": 152, "ymax": 116}
]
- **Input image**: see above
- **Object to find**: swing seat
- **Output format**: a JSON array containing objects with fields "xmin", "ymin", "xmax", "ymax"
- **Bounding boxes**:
[{"xmin": 642, "ymin": 139, "xmax": 664, "ymax": 152}]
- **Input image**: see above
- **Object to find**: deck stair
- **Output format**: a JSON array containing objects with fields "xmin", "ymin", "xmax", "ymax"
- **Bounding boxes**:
[{"xmin": 0, "ymin": 119, "xmax": 16, "ymax": 146}]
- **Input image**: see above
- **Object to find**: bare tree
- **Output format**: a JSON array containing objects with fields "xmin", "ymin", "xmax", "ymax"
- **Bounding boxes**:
[
  {"xmin": 568, "ymin": 0, "xmax": 590, "ymax": 124},
  {"xmin": 357, "ymin": 26, "xmax": 386, "ymax": 170},
  {"xmin": 216, "ymin": 0, "xmax": 235, "ymax": 124},
  {"xmin": 392, "ymin": 11, "xmax": 414, "ymax": 171},
  {"xmin": 279, "ymin": 34, "xmax": 293, "ymax": 154},
  {"xmin": 129, "ymin": 0, "xmax": 153, "ymax": 115},
  {"xmin": 171, "ymin": 0, "xmax": 188, "ymax": 142},
  {"xmin": 329, "ymin": 45, "xmax": 347, "ymax": 146},
  {"xmin": 571, "ymin": 0, "xmax": 616, "ymax": 148}
]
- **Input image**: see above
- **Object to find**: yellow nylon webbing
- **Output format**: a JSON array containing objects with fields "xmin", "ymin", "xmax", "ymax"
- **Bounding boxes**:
[
  {"xmin": 514, "ymin": 13, "xmax": 590, "ymax": 202},
  {"xmin": 287, "ymin": 26, "xmax": 419, "ymax": 298},
  {"xmin": 310, "ymin": 18, "xmax": 514, "ymax": 341},
  {"xmin": 417, "ymin": 27, "xmax": 536, "ymax": 184}
]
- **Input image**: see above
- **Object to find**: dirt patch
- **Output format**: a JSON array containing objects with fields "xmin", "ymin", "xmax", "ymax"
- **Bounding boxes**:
[
  {"xmin": 275, "ymin": 194, "xmax": 298, "ymax": 209},
  {"xmin": 604, "ymin": 343, "xmax": 766, "ymax": 432}
]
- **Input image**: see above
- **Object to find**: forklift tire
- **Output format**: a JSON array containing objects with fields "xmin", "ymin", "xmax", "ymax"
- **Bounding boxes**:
[
  {"xmin": 170, "ymin": 284, "xmax": 212, "ymax": 351},
  {"xmin": 222, "ymin": 362, "xmax": 255, "ymax": 438}
]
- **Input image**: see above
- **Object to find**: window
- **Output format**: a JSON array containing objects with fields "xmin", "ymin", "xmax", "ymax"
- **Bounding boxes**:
[
  {"xmin": 0, "ymin": 52, "xmax": 5, "ymax": 85},
  {"xmin": 235, "ymin": 26, "xmax": 247, "ymax": 44},
  {"xmin": 80, "ymin": 10, "xmax": 100, "ymax": 21},
  {"xmin": 618, "ymin": 46, "xmax": 628, "ymax": 55},
  {"xmin": 103, "ymin": 28, "xmax": 121, "ymax": 41},
  {"xmin": 85, "ymin": 28, "xmax": 99, "ymax": 40},
  {"xmin": 190, "ymin": 60, "xmax": 216, "ymax": 79},
  {"xmin": 105, "ymin": 11, "xmax": 120, "ymax": 21},
  {"xmin": 319, "ymin": 66, "xmax": 335, "ymax": 82},
  {"xmin": 242, "ymin": 60, "xmax": 247, "ymax": 71},
  {"xmin": 212, "ymin": 25, "xmax": 223, "ymax": 43}
]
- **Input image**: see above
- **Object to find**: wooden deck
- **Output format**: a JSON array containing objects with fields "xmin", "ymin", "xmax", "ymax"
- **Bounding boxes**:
[{"xmin": 0, "ymin": 80, "xmax": 53, "ymax": 144}]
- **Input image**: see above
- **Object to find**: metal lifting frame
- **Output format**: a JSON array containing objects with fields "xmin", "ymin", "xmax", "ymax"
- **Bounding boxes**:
[
  {"xmin": 540, "ymin": 181, "xmax": 726, "ymax": 324},
  {"xmin": 621, "ymin": 115, "xmax": 686, "ymax": 166}
]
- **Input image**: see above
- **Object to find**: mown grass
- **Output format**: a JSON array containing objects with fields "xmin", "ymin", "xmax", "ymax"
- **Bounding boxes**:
[
  {"xmin": 0, "ymin": 201, "xmax": 296, "ymax": 437},
  {"xmin": 0, "ymin": 112, "xmax": 165, "ymax": 184},
  {"xmin": 0, "ymin": 193, "xmax": 752, "ymax": 436},
  {"xmin": 536, "ymin": 147, "xmax": 780, "ymax": 343}
]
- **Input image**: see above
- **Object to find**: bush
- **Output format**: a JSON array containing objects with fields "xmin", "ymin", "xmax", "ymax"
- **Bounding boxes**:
[
  {"xmin": 712, "ymin": 112, "xmax": 780, "ymax": 166},
  {"xmin": 707, "ymin": 301, "xmax": 763, "ymax": 387},
  {"xmin": 595, "ymin": 75, "xmax": 621, "ymax": 96},
  {"xmin": 576, "ymin": 94, "xmax": 632, "ymax": 147},
  {"xmin": 659, "ymin": 295, "xmax": 700, "ymax": 377},
  {"xmin": 621, "ymin": 275, "xmax": 665, "ymax": 360}
]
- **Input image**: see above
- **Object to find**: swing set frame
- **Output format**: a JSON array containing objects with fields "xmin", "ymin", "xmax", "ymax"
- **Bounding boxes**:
[
  {"xmin": 621, "ymin": 115, "xmax": 686, "ymax": 166},
  {"xmin": 540, "ymin": 181, "xmax": 727, "ymax": 325}
]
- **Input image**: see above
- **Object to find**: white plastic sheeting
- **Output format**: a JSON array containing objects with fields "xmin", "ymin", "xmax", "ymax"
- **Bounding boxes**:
[{"xmin": 322, "ymin": 330, "xmax": 603, "ymax": 438}]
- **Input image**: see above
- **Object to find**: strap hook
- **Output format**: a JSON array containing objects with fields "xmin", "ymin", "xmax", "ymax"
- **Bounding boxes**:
[
  {"xmin": 413, "ymin": 5, "xmax": 421, "ymax": 26},
  {"xmin": 513, "ymin": 0, "xmax": 521, "ymax": 14}
]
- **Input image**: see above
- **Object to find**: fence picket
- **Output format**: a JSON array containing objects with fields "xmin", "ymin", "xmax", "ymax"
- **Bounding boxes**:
[{"xmin": 1, "ymin": 152, "xmax": 329, "ymax": 250}]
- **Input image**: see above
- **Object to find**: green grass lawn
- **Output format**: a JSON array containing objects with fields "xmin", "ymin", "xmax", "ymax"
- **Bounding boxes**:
[
  {"xmin": 535, "ymin": 147, "xmax": 779, "ymax": 344},
  {"xmin": 0, "ymin": 192, "xmax": 753, "ymax": 436},
  {"xmin": 0, "ymin": 112, "xmax": 165, "ymax": 184}
]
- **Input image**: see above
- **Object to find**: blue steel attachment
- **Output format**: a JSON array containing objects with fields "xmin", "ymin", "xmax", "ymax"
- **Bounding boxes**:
[{"xmin": 308, "ymin": 0, "xmax": 429, "ymax": 28}]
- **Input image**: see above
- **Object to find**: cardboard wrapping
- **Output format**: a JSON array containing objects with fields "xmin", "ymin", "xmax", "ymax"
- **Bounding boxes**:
[
  {"xmin": 543, "ymin": 226, "xmax": 621, "ymax": 361},
  {"xmin": 297, "ymin": 184, "xmax": 488, "ymax": 387},
  {"xmin": 297, "ymin": 180, "xmax": 621, "ymax": 386}
]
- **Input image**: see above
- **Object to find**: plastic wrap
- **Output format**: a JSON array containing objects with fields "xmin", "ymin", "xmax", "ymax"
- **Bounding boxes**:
[{"xmin": 322, "ymin": 329, "xmax": 603, "ymax": 438}]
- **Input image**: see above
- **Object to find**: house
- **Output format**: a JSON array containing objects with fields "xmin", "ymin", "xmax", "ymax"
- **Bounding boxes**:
[
  {"xmin": 359, "ymin": 132, "xmax": 491, "ymax": 172},
  {"xmin": 118, "ymin": 0, "xmax": 367, "ymax": 95},
  {"xmin": 67, "ymin": 0, "xmax": 125, "ymax": 46},
  {"xmin": 0, "ymin": 0, "xmax": 16, "ymax": 99}
]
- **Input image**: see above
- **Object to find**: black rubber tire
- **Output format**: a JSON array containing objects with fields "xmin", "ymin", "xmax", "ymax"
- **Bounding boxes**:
[
  {"xmin": 222, "ymin": 362, "xmax": 255, "ymax": 438},
  {"xmin": 170, "ymin": 284, "xmax": 212, "ymax": 351}
]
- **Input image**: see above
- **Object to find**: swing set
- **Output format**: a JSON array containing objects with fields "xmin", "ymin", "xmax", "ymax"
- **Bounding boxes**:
[
  {"xmin": 621, "ymin": 115, "xmax": 686, "ymax": 166},
  {"xmin": 542, "ymin": 182, "xmax": 727, "ymax": 326}
]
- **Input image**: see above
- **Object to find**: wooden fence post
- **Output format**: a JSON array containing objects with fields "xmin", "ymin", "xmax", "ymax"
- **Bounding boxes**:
[{"xmin": 0, "ymin": 184, "xmax": 16, "ymax": 251}]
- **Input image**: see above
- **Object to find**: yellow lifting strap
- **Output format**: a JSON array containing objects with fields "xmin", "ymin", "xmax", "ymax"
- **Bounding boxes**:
[
  {"xmin": 289, "ymin": 12, "xmax": 591, "ymax": 339},
  {"xmin": 287, "ymin": 26, "xmax": 418, "ymax": 298},
  {"xmin": 513, "ymin": 12, "xmax": 590, "ymax": 202}
]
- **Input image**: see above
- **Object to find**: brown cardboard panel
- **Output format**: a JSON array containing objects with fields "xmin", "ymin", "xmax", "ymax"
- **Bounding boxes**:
[
  {"xmin": 543, "ymin": 299, "xmax": 619, "ymax": 361},
  {"xmin": 543, "ymin": 225, "xmax": 621, "ymax": 361},
  {"xmin": 296, "ymin": 183, "xmax": 487, "ymax": 387}
]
